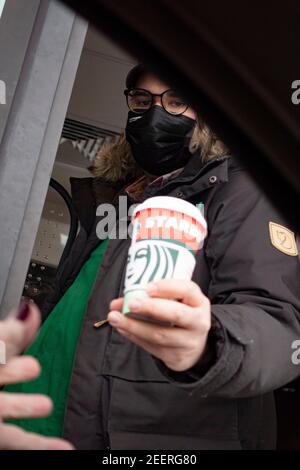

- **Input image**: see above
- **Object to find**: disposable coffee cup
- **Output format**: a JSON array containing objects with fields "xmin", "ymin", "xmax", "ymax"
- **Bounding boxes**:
[{"xmin": 122, "ymin": 196, "xmax": 207, "ymax": 316}]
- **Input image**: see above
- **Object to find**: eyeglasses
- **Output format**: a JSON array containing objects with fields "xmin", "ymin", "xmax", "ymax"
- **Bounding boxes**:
[{"xmin": 124, "ymin": 88, "xmax": 189, "ymax": 115}]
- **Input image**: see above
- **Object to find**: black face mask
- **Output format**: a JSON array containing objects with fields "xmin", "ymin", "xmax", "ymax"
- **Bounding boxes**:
[{"xmin": 125, "ymin": 106, "xmax": 196, "ymax": 176}]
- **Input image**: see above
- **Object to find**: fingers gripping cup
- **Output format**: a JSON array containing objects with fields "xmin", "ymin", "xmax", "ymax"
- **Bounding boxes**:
[{"xmin": 123, "ymin": 196, "xmax": 207, "ymax": 315}]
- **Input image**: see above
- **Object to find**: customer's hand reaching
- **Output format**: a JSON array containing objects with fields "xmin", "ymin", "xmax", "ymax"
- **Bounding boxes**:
[{"xmin": 0, "ymin": 302, "xmax": 74, "ymax": 450}]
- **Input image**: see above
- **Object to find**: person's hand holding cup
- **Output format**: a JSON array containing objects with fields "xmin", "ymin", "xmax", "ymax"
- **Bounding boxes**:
[{"xmin": 108, "ymin": 196, "xmax": 211, "ymax": 372}]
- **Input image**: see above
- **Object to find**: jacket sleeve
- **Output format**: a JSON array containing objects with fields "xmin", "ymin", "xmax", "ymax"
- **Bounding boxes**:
[{"xmin": 155, "ymin": 167, "xmax": 300, "ymax": 398}]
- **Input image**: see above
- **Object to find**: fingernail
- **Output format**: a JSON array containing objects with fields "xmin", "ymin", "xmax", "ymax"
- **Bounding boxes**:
[
  {"xmin": 17, "ymin": 301, "xmax": 30, "ymax": 321},
  {"xmin": 128, "ymin": 299, "xmax": 142, "ymax": 311},
  {"xmin": 146, "ymin": 283, "xmax": 158, "ymax": 295},
  {"xmin": 109, "ymin": 300, "xmax": 115, "ymax": 310},
  {"xmin": 108, "ymin": 312, "xmax": 121, "ymax": 326}
]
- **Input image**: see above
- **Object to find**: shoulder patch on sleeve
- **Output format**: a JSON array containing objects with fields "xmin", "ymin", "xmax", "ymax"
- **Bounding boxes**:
[{"xmin": 269, "ymin": 222, "xmax": 298, "ymax": 256}]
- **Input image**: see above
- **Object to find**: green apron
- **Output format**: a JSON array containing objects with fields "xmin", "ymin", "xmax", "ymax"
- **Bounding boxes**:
[{"xmin": 5, "ymin": 238, "xmax": 109, "ymax": 437}]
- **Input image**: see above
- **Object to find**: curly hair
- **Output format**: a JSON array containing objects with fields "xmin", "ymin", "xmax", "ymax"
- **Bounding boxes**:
[{"xmin": 189, "ymin": 118, "xmax": 228, "ymax": 163}]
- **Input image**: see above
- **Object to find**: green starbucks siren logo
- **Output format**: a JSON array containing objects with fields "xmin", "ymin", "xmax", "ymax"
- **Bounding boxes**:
[{"xmin": 126, "ymin": 241, "xmax": 179, "ymax": 288}]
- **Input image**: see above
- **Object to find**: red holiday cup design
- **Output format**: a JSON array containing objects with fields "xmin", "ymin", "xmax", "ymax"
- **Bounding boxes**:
[
  {"xmin": 123, "ymin": 196, "xmax": 207, "ymax": 315},
  {"xmin": 134, "ymin": 207, "xmax": 206, "ymax": 253}
]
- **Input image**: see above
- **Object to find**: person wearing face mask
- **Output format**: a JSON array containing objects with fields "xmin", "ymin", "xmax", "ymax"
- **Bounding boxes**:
[
  {"xmin": 6, "ymin": 65, "xmax": 300, "ymax": 450},
  {"xmin": 125, "ymin": 92, "xmax": 196, "ymax": 175}
]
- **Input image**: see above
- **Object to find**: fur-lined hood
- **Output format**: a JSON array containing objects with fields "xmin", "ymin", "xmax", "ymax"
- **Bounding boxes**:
[{"xmin": 90, "ymin": 134, "xmax": 142, "ymax": 184}]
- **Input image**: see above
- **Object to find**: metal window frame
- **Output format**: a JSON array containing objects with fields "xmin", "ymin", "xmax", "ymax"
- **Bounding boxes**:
[{"xmin": 0, "ymin": 0, "xmax": 88, "ymax": 318}]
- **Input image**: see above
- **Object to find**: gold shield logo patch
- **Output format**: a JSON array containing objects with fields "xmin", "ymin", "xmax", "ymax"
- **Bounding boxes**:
[{"xmin": 269, "ymin": 222, "xmax": 298, "ymax": 256}]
